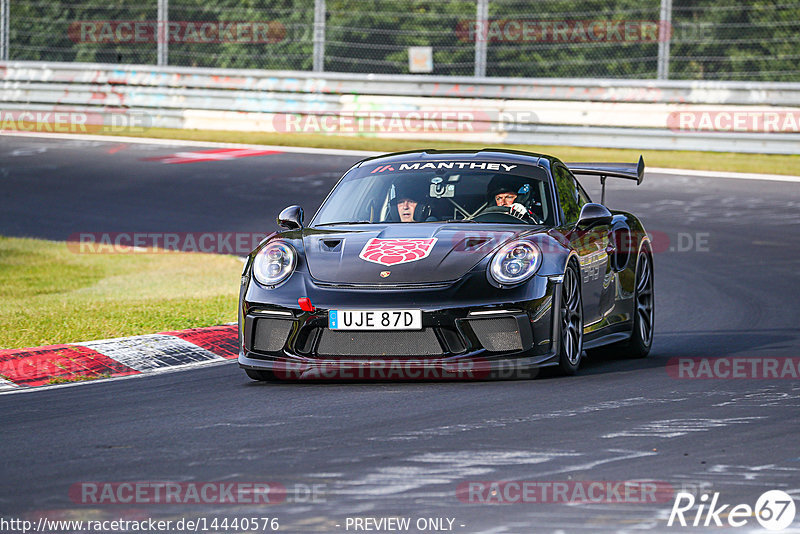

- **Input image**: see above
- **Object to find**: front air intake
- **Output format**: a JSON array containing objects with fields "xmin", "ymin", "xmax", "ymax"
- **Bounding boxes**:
[
  {"xmin": 252, "ymin": 318, "xmax": 293, "ymax": 353},
  {"xmin": 316, "ymin": 329, "xmax": 443, "ymax": 357},
  {"xmin": 468, "ymin": 317, "xmax": 523, "ymax": 352}
]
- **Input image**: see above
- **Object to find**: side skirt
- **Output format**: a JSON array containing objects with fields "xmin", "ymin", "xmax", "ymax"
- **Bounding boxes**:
[{"xmin": 582, "ymin": 323, "xmax": 633, "ymax": 350}]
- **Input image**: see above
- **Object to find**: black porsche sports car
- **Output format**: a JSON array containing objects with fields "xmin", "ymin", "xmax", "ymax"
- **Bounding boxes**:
[{"xmin": 238, "ymin": 149, "xmax": 653, "ymax": 380}]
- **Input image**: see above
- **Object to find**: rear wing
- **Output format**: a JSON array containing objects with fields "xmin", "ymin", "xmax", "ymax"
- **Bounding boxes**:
[{"xmin": 566, "ymin": 156, "xmax": 644, "ymax": 204}]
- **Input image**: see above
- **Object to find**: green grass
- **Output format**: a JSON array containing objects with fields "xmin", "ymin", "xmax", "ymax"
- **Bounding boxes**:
[
  {"xmin": 0, "ymin": 236, "xmax": 241, "ymax": 349},
  {"xmin": 103, "ymin": 127, "xmax": 800, "ymax": 176},
  {"xmin": 47, "ymin": 373, "xmax": 110, "ymax": 385}
]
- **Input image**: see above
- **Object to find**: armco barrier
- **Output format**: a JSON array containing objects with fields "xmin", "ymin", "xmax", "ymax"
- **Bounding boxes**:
[
  {"xmin": 4, "ymin": 62, "xmax": 800, "ymax": 104},
  {"xmin": 1, "ymin": 61, "xmax": 799, "ymax": 154}
]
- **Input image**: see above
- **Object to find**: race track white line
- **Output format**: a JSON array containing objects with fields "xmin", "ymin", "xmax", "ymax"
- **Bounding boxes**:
[
  {"xmin": 3, "ymin": 131, "xmax": 798, "ymax": 183},
  {"xmin": 0, "ymin": 131, "xmax": 375, "ymax": 157}
]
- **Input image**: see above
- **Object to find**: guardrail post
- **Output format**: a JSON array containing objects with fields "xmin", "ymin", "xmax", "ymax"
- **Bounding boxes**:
[
  {"xmin": 474, "ymin": 0, "xmax": 488, "ymax": 78},
  {"xmin": 157, "ymin": 0, "xmax": 168, "ymax": 66},
  {"xmin": 0, "ymin": 0, "xmax": 9, "ymax": 62},
  {"xmin": 313, "ymin": 0, "xmax": 326, "ymax": 72},
  {"xmin": 657, "ymin": 0, "xmax": 672, "ymax": 80}
]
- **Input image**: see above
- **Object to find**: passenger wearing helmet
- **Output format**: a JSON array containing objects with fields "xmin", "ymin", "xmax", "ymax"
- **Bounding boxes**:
[
  {"xmin": 397, "ymin": 196, "xmax": 418, "ymax": 222},
  {"xmin": 389, "ymin": 182, "xmax": 431, "ymax": 222}
]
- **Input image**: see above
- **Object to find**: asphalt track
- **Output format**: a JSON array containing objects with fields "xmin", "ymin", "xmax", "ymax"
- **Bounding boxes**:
[{"xmin": 2, "ymin": 134, "xmax": 800, "ymax": 533}]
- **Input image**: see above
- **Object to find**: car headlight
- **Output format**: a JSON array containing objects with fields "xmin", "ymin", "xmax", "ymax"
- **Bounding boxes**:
[
  {"xmin": 489, "ymin": 240, "xmax": 542, "ymax": 285},
  {"xmin": 253, "ymin": 242, "xmax": 297, "ymax": 286}
]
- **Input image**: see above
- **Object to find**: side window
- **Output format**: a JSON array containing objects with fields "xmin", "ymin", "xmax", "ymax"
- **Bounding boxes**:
[
  {"xmin": 554, "ymin": 165, "xmax": 581, "ymax": 224},
  {"xmin": 575, "ymin": 179, "xmax": 591, "ymax": 208}
]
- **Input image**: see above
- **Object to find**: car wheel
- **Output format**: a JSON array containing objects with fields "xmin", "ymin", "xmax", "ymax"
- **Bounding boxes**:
[
  {"xmin": 557, "ymin": 261, "xmax": 584, "ymax": 375},
  {"xmin": 590, "ymin": 249, "xmax": 654, "ymax": 359},
  {"xmin": 624, "ymin": 250, "xmax": 655, "ymax": 358},
  {"xmin": 245, "ymin": 369, "xmax": 275, "ymax": 381}
]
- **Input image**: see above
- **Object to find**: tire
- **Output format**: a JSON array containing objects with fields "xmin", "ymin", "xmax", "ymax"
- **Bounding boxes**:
[
  {"xmin": 590, "ymin": 250, "xmax": 654, "ymax": 359},
  {"xmin": 623, "ymin": 250, "xmax": 655, "ymax": 358},
  {"xmin": 245, "ymin": 369, "xmax": 276, "ymax": 381},
  {"xmin": 557, "ymin": 261, "xmax": 584, "ymax": 375}
]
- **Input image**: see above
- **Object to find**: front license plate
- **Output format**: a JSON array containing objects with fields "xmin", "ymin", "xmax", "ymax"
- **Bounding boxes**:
[{"xmin": 328, "ymin": 309, "xmax": 422, "ymax": 330}]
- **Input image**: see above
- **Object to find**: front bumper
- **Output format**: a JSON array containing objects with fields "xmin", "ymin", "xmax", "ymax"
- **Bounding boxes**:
[{"xmin": 238, "ymin": 273, "xmax": 562, "ymax": 380}]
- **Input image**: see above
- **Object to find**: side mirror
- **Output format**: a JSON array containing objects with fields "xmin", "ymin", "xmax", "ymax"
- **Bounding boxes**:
[
  {"xmin": 277, "ymin": 205, "xmax": 304, "ymax": 230},
  {"xmin": 577, "ymin": 203, "xmax": 613, "ymax": 228}
]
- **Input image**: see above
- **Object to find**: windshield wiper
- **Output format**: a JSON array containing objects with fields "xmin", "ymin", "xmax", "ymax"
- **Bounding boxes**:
[
  {"xmin": 316, "ymin": 221, "xmax": 373, "ymax": 226},
  {"xmin": 443, "ymin": 219, "xmax": 477, "ymax": 223}
]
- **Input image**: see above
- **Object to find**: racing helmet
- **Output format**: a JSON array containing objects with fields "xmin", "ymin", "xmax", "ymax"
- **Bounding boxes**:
[
  {"xmin": 486, "ymin": 174, "xmax": 531, "ymax": 206},
  {"xmin": 389, "ymin": 181, "xmax": 432, "ymax": 221}
]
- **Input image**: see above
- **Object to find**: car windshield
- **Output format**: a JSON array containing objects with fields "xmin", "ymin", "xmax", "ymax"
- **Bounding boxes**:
[{"xmin": 312, "ymin": 160, "xmax": 554, "ymax": 226}]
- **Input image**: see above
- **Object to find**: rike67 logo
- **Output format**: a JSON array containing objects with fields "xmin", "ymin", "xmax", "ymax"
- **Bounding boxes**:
[
  {"xmin": 359, "ymin": 238, "xmax": 437, "ymax": 266},
  {"xmin": 668, "ymin": 490, "xmax": 796, "ymax": 530}
]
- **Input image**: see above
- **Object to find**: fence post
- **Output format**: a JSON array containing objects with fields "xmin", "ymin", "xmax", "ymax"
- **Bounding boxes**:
[
  {"xmin": 313, "ymin": 0, "xmax": 326, "ymax": 72},
  {"xmin": 657, "ymin": 0, "xmax": 672, "ymax": 80},
  {"xmin": 157, "ymin": 0, "xmax": 168, "ymax": 66},
  {"xmin": 474, "ymin": 0, "xmax": 488, "ymax": 78},
  {"xmin": 0, "ymin": 0, "xmax": 9, "ymax": 62}
]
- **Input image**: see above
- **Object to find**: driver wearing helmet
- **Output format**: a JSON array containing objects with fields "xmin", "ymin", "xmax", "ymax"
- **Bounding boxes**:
[{"xmin": 487, "ymin": 175, "xmax": 531, "ymax": 220}]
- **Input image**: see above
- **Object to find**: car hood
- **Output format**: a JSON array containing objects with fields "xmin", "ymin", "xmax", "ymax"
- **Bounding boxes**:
[{"xmin": 302, "ymin": 223, "xmax": 532, "ymax": 284}]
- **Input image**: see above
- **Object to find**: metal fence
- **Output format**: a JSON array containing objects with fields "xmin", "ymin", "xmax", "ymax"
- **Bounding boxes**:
[{"xmin": 2, "ymin": 0, "xmax": 800, "ymax": 81}]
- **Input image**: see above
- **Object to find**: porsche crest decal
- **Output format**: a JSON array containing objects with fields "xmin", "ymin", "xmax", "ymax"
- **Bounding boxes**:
[{"xmin": 359, "ymin": 238, "xmax": 437, "ymax": 266}]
